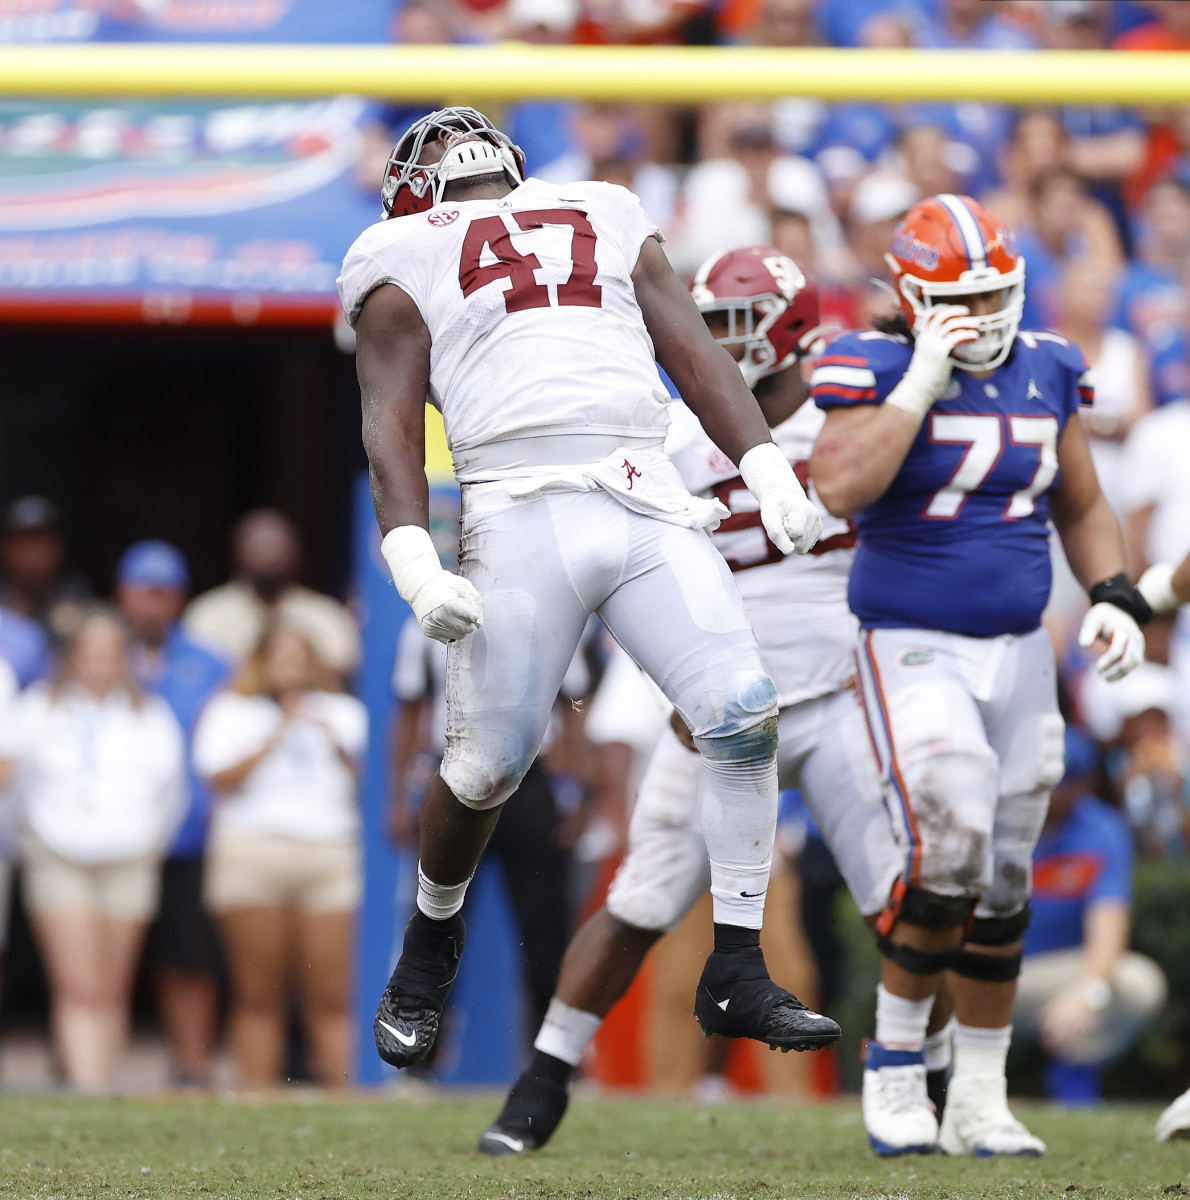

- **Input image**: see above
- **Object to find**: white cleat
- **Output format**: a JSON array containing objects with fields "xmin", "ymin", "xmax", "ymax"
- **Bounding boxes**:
[
  {"xmin": 862, "ymin": 1041, "xmax": 939, "ymax": 1156},
  {"xmin": 938, "ymin": 1074, "xmax": 1046, "ymax": 1157},
  {"xmin": 1156, "ymin": 1086, "xmax": 1190, "ymax": 1142}
]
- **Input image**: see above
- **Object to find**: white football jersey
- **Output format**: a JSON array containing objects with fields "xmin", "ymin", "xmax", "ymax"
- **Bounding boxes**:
[
  {"xmin": 338, "ymin": 178, "xmax": 672, "ymax": 474},
  {"xmin": 665, "ymin": 399, "xmax": 858, "ymax": 706}
]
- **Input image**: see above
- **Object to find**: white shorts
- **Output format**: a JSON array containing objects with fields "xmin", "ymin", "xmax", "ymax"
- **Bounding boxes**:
[
  {"xmin": 855, "ymin": 625, "xmax": 1066, "ymax": 916},
  {"xmin": 441, "ymin": 482, "xmax": 773, "ymax": 809},
  {"xmin": 606, "ymin": 686, "xmax": 899, "ymax": 931}
]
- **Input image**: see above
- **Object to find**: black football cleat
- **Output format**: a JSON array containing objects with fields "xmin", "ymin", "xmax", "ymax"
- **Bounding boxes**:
[
  {"xmin": 374, "ymin": 911, "xmax": 465, "ymax": 1069},
  {"xmin": 477, "ymin": 1069, "xmax": 569, "ymax": 1157},
  {"xmin": 694, "ymin": 946, "xmax": 841, "ymax": 1051}
]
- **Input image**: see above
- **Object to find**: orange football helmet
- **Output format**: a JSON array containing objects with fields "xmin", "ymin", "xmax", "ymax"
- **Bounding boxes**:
[{"xmin": 885, "ymin": 193, "xmax": 1025, "ymax": 371}]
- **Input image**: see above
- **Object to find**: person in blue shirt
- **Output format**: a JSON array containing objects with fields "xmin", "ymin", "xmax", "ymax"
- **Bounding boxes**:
[
  {"xmin": 0, "ymin": 604, "xmax": 49, "ymax": 690},
  {"xmin": 115, "ymin": 540, "xmax": 230, "ymax": 1087},
  {"xmin": 810, "ymin": 194, "xmax": 1150, "ymax": 1157},
  {"xmin": 1014, "ymin": 727, "xmax": 1166, "ymax": 1106}
]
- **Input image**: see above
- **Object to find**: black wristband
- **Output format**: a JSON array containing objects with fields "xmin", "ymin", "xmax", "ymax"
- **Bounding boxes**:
[{"xmin": 1089, "ymin": 573, "xmax": 1153, "ymax": 626}]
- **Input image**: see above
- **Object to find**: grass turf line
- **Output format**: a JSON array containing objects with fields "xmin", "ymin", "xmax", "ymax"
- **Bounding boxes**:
[{"xmin": 0, "ymin": 1094, "xmax": 1179, "ymax": 1199}]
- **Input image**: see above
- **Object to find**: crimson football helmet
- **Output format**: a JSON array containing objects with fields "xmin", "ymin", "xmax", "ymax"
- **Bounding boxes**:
[
  {"xmin": 689, "ymin": 247, "xmax": 824, "ymax": 389},
  {"xmin": 885, "ymin": 193, "xmax": 1025, "ymax": 371},
  {"xmin": 381, "ymin": 106, "xmax": 527, "ymax": 219}
]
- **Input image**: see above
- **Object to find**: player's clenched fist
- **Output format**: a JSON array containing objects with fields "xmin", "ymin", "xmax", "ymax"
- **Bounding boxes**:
[
  {"xmin": 739, "ymin": 441, "xmax": 822, "ymax": 555},
  {"xmin": 382, "ymin": 525, "xmax": 484, "ymax": 643}
]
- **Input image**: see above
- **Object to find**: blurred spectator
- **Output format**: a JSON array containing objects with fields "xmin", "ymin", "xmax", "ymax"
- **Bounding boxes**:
[
  {"xmin": 1056, "ymin": 258, "xmax": 1152, "ymax": 514},
  {"xmin": 1113, "ymin": 176, "xmax": 1190, "ymax": 409},
  {"xmin": 1040, "ymin": 1, "xmax": 1145, "ymax": 244},
  {"xmin": 674, "ymin": 104, "xmax": 849, "ymax": 277},
  {"xmin": 914, "ymin": 0, "xmax": 1036, "ymax": 50},
  {"xmin": 194, "ymin": 626, "xmax": 366, "ymax": 1090},
  {"xmin": 503, "ymin": 0, "xmax": 582, "ymax": 177},
  {"xmin": 1120, "ymin": 394, "xmax": 1190, "ymax": 587},
  {"xmin": 116, "ymin": 541, "xmax": 230, "ymax": 1088},
  {"xmin": 0, "ymin": 496, "xmax": 91, "ymax": 643},
  {"xmin": 185, "ymin": 509, "xmax": 360, "ymax": 682},
  {"xmin": 1012, "ymin": 165, "xmax": 1125, "ymax": 330},
  {"xmin": 576, "ymin": 0, "xmax": 712, "ymax": 44},
  {"xmin": 0, "ymin": 603, "xmax": 49, "ymax": 690},
  {"xmin": 389, "ymin": 610, "xmax": 581, "ymax": 1039},
  {"xmin": 896, "ymin": 124, "xmax": 963, "ymax": 203},
  {"xmin": 534, "ymin": 105, "xmax": 679, "ymax": 233},
  {"xmin": 1082, "ymin": 663, "xmax": 1189, "ymax": 857},
  {"xmin": 1014, "ymin": 728, "xmax": 1167, "ymax": 1104},
  {"xmin": 0, "ymin": 609, "xmax": 184, "ymax": 1094},
  {"xmin": 815, "ymin": 0, "xmax": 926, "ymax": 48},
  {"xmin": 0, "ymin": 655, "xmax": 17, "ymax": 1004},
  {"xmin": 1113, "ymin": 0, "xmax": 1190, "ymax": 51}
]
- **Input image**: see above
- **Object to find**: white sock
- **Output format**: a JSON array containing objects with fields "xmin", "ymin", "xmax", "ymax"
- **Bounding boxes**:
[
  {"xmin": 533, "ymin": 998, "xmax": 603, "ymax": 1068},
  {"xmin": 952, "ymin": 1022, "xmax": 1012, "ymax": 1080},
  {"xmin": 416, "ymin": 863, "xmax": 471, "ymax": 921},
  {"xmin": 698, "ymin": 729, "xmax": 778, "ymax": 929},
  {"xmin": 874, "ymin": 983, "xmax": 933, "ymax": 1050},
  {"xmin": 924, "ymin": 1016, "xmax": 956, "ymax": 1073}
]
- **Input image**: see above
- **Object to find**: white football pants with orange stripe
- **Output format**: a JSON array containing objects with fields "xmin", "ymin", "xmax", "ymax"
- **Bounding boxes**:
[{"xmin": 854, "ymin": 626, "xmax": 1066, "ymax": 918}]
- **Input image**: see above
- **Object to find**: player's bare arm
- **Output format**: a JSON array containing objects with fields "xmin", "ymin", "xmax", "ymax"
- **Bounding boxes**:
[
  {"xmin": 632, "ymin": 236, "xmax": 821, "ymax": 555},
  {"xmin": 356, "ymin": 281, "xmax": 483, "ymax": 644},
  {"xmin": 1050, "ymin": 415, "xmax": 1149, "ymax": 680},
  {"xmin": 810, "ymin": 403, "xmax": 922, "ymax": 518},
  {"xmin": 1050, "ymin": 415, "xmax": 1127, "ymax": 590},
  {"xmin": 355, "ymin": 282, "xmax": 432, "ymax": 535}
]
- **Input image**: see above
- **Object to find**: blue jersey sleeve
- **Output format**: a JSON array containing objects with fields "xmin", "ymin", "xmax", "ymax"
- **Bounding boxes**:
[
  {"xmin": 810, "ymin": 331, "xmax": 912, "ymax": 410},
  {"xmin": 1022, "ymin": 330, "xmax": 1094, "ymax": 416},
  {"xmin": 1086, "ymin": 802, "xmax": 1133, "ymax": 906}
]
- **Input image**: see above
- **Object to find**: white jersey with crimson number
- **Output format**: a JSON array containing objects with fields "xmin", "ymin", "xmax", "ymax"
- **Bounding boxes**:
[
  {"xmin": 665, "ymin": 398, "xmax": 858, "ymax": 708},
  {"xmin": 337, "ymin": 178, "xmax": 671, "ymax": 476}
]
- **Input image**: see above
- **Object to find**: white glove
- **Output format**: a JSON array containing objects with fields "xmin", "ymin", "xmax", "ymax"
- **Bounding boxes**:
[
  {"xmin": 1078, "ymin": 602, "xmax": 1145, "ymax": 682},
  {"xmin": 381, "ymin": 526, "xmax": 483, "ymax": 644},
  {"xmin": 885, "ymin": 304, "xmax": 980, "ymax": 421},
  {"xmin": 1138, "ymin": 563, "xmax": 1180, "ymax": 615},
  {"xmin": 739, "ymin": 441, "xmax": 823, "ymax": 555}
]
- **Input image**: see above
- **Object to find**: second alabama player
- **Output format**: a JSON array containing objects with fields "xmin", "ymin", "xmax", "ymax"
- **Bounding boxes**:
[{"xmin": 478, "ymin": 248, "xmax": 893, "ymax": 1157}]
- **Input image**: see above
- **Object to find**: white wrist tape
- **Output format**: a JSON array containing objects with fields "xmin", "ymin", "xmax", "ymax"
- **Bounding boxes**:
[
  {"xmin": 739, "ymin": 441, "xmax": 805, "ymax": 505},
  {"xmin": 1138, "ymin": 562, "xmax": 1179, "ymax": 615},
  {"xmin": 883, "ymin": 373, "xmax": 935, "ymax": 422},
  {"xmin": 381, "ymin": 525, "xmax": 444, "ymax": 611}
]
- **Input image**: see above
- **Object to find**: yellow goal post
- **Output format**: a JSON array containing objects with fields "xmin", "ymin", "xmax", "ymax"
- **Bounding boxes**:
[{"xmin": 2, "ymin": 43, "xmax": 1190, "ymax": 104}]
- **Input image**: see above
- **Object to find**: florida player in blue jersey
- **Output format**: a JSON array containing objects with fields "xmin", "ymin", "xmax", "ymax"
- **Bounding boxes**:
[{"xmin": 809, "ymin": 195, "xmax": 1150, "ymax": 1158}]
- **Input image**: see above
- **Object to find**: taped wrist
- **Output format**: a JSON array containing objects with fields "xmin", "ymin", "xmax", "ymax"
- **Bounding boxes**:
[
  {"xmin": 1089, "ymin": 572, "xmax": 1153, "ymax": 626},
  {"xmin": 739, "ymin": 441, "xmax": 802, "ymax": 505},
  {"xmin": 381, "ymin": 525, "xmax": 444, "ymax": 616},
  {"xmin": 883, "ymin": 373, "xmax": 934, "ymax": 422}
]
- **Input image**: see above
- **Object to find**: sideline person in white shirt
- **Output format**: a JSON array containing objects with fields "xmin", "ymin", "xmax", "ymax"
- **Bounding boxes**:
[
  {"xmin": 0, "ymin": 609, "xmax": 184, "ymax": 1094},
  {"xmin": 193, "ymin": 624, "xmax": 367, "ymax": 1090}
]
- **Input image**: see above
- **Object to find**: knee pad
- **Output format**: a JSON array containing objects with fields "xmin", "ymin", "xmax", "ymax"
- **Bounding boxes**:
[
  {"xmin": 696, "ymin": 670, "xmax": 778, "ymax": 748},
  {"xmin": 874, "ymin": 880, "xmax": 975, "ymax": 977},
  {"xmin": 440, "ymin": 743, "xmax": 531, "ymax": 811},
  {"xmin": 949, "ymin": 906, "xmax": 1032, "ymax": 982}
]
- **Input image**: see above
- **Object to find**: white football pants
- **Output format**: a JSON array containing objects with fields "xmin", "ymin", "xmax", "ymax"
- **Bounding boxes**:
[
  {"xmin": 606, "ymin": 685, "xmax": 901, "ymax": 932},
  {"xmin": 441, "ymin": 482, "xmax": 779, "ymax": 927},
  {"xmin": 855, "ymin": 625, "xmax": 1066, "ymax": 918}
]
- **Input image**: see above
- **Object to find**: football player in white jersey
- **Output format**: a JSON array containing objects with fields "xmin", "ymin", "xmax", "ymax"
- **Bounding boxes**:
[
  {"xmin": 338, "ymin": 108, "xmax": 832, "ymax": 1070},
  {"xmin": 476, "ymin": 247, "xmax": 899, "ymax": 1157}
]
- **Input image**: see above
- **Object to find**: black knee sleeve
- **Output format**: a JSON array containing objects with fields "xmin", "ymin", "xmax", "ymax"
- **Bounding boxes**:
[
  {"xmin": 949, "ymin": 905, "xmax": 1031, "ymax": 982},
  {"xmin": 875, "ymin": 935, "xmax": 956, "ymax": 977},
  {"xmin": 966, "ymin": 906, "xmax": 1031, "ymax": 946},
  {"xmin": 875, "ymin": 878, "xmax": 976, "ymax": 939}
]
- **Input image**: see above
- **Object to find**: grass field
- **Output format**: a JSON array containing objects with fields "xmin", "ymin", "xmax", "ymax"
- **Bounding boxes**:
[{"xmin": 0, "ymin": 1093, "xmax": 1184, "ymax": 1200}]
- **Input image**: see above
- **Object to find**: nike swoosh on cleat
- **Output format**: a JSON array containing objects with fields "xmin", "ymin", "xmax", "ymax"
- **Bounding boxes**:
[
  {"xmin": 378, "ymin": 1019, "xmax": 417, "ymax": 1047},
  {"xmin": 716, "ymin": 997, "xmax": 730, "ymax": 1011},
  {"xmin": 482, "ymin": 1132, "xmax": 525, "ymax": 1153}
]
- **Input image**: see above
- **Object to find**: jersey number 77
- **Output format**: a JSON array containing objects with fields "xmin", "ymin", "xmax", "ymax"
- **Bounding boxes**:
[
  {"xmin": 925, "ymin": 412, "xmax": 1059, "ymax": 521},
  {"xmin": 459, "ymin": 209, "xmax": 604, "ymax": 313}
]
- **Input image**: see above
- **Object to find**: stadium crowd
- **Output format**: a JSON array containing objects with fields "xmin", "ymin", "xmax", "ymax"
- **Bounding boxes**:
[{"xmin": 0, "ymin": 0, "xmax": 1187, "ymax": 1117}]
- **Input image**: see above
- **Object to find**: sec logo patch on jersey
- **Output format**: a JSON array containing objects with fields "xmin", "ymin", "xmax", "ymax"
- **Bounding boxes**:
[{"xmin": 428, "ymin": 210, "xmax": 460, "ymax": 227}]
